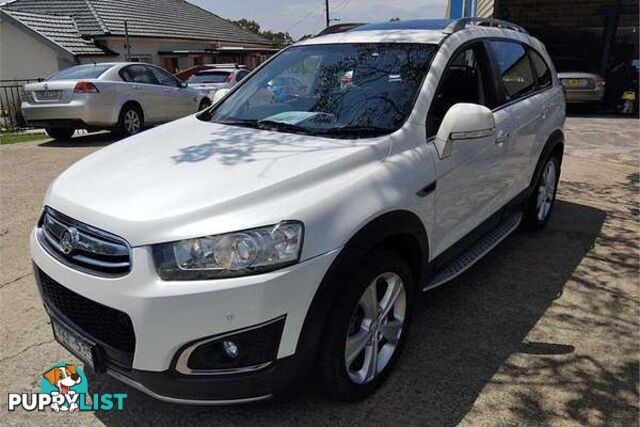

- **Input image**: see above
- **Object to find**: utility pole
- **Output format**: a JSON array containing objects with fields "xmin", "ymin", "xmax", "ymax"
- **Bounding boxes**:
[
  {"xmin": 124, "ymin": 20, "xmax": 131, "ymax": 61},
  {"xmin": 325, "ymin": 0, "xmax": 330, "ymax": 27}
]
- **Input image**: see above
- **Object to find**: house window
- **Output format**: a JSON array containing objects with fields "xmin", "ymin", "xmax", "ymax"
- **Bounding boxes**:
[
  {"xmin": 130, "ymin": 55, "xmax": 152, "ymax": 64},
  {"xmin": 193, "ymin": 56, "xmax": 203, "ymax": 66}
]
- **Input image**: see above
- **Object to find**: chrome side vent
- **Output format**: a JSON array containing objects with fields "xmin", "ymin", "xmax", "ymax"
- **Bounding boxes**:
[{"xmin": 37, "ymin": 207, "xmax": 131, "ymax": 276}]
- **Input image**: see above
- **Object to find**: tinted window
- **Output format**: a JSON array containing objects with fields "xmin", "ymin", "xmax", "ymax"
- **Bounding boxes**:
[
  {"xmin": 427, "ymin": 44, "xmax": 495, "ymax": 137},
  {"xmin": 47, "ymin": 64, "xmax": 112, "ymax": 81},
  {"xmin": 237, "ymin": 71, "xmax": 250, "ymax": 81},
  {"xmin": 188, "ymin": 72, "xmax": 230, "ymax": 84},
  {"xmin": 208, "ymin": 43, "xmax": 437, "ymax": 139},
  {"xmin": 528, "ymin": 49, "xmax": 552, "ymax": 89},
  {"xmin": 120, "ymin": 65, "xmax": 158, "ymax": 84},
  {"xmin": 489, "ymin": 41, "xmax": 536, "ymax": 101},
  {"xmin": 148, "ymin": 66, "xmax": 179, "ymax": 87}
]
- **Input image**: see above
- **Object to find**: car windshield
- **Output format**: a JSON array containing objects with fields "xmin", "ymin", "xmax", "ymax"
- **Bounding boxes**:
[
  {"xmin": 205, "ymin": 43, "xmax": 437, "ymax": 138},
  {"xmin": 188, "ymin": 71, "xmax": 231, "ymax": 83},
  {"xmin": 47, "ymin": 64, "xmax": 113, "ymax": 81}
]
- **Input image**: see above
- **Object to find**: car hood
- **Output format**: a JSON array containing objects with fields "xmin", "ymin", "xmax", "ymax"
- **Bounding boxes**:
[{"xmin": 45, "ymin": 115, "xmax": 388, "ymax": 246}]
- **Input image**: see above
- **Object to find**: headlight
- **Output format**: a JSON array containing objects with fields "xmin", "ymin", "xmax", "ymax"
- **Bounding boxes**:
[{"xmin": 153, "ymin": 222, "xmax": 304, "ymax": 280}]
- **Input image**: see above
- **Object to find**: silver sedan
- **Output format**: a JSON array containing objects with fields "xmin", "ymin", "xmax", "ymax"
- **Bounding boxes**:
[{"xmin": 22, "ymin": 63, "xmax": 212, "ymax": 140}]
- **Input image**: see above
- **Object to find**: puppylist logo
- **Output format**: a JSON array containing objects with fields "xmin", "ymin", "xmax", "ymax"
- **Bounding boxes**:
[{"xmin": 8, "ymin": 363, "xmax": 127, "ymax": 412}]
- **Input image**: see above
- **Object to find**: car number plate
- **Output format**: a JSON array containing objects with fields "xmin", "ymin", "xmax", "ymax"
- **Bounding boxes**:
[
  {"xmin": 52, "ymin": 320, "xmax": 95, "ymax": 367},
  {"xmin": 37, "ymin": 90, "xmax": 61, "ymax": 100}
]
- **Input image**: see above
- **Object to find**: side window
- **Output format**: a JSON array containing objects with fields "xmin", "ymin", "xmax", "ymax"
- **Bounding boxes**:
[
  {"xmin": 121, "ymin": 65, "xmax": 157, "ymax": 85},
  {"xmin": 528, "ymin": 49, "xmax": 552, "ymax": 90},
  {"xmin": 426, "ymin": 44, "xmax": 495, "ymax": 138},
  {"xmin": 148, "ymin": 66, "xmax": 180, "ymax": 87},
  {"xmin": 236, "ymin": 70, "xmax": 250, "ymax": 82},
  {"xmin": 488, "ymin": 41, "xmax": 536, "ymax": 102}
]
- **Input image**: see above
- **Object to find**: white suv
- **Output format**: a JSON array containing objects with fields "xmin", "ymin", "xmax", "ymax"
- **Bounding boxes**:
[{"xmin": 31, "ymin": 18, "xmax": 565, "ymax": 405}]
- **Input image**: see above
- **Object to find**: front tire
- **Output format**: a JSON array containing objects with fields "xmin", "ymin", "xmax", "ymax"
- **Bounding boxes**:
[
  {"xmin": 524, "ymin": 155, "xmax": 560, "ymax": 229},
  {"xmin": 115, "ymin": 105, "xmax": 143, "ymax": 137},
  {"xmin": 45, "ymin": 127, "xmax": 74, "ymax": 140},
  {"xmin": 318, "ymin": 250, "xmax": 415, "ymax": 401}
]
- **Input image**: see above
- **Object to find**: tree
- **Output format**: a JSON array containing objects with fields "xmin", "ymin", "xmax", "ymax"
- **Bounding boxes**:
[
  {"xmin": 232, "ymin": 19, "xmax": 293, "ymax": 48},
  {"xmin": 232, "ymin": 19, "xmax": 261, "ymax": 34},
  {"xmin": 390, "ymin": 17, "xmax": 401, "ymax": 21}
]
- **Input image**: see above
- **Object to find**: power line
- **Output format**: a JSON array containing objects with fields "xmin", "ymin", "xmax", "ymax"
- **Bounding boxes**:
[{"xmin": 285, "ymin": 2, "xmax": 326, "ymax": 32}]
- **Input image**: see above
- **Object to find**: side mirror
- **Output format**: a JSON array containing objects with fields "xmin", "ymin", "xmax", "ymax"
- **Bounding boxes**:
[
  {"xmin": 212, "ymin": 88, "xmax": 231, "ymax": 104},
  {"xmin": 180, "ymin": 82, "xmax": 188, "ymax": 89},
  {"xmin": 434, "ymin": 103, "xmax": 496, "ymax": 159}
]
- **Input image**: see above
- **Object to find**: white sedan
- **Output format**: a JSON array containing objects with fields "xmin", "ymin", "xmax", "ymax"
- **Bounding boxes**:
[{"xmin": 22, "ymin": 63, "xmax": 212, "ymax": 140}]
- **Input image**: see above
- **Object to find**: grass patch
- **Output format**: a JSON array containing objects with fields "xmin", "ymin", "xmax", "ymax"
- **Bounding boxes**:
[{"xmin": 0, "ymin": 131, "xmax": 49, "ymax": 145}]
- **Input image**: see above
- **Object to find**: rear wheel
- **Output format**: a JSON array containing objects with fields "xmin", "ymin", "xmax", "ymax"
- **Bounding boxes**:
[
  {"xmin": 318, "ymin": 250, "xmax": 414, "ymax": 401},
  {"xmin": 115, "ymin": 105, "xmax": 143, "ymax": 137},
  {"xmin": 524, "ymin": 155, "xmax": 560, "ymax": 229},
  {"xmin": 45, "ymin": 127, "xmax": 75, "ymax": 140}
]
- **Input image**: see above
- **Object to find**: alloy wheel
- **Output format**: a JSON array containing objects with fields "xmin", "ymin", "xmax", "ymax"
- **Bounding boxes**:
[
  {"xmin": 537, "ymin": 160, "xmax": 557, "ymax": 221},
  {"xmin": 345, "ymin": 272, "xmax": 406, "ymax": 384},
  {"xmin": 124, "ymin": 110, "xmax": 141, "ymax": 135}
]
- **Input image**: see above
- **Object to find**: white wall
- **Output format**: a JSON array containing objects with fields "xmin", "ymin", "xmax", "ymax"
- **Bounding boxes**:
[{"xmin": 0, "ymin": 18, "xmax": 72, "ymax": 80}]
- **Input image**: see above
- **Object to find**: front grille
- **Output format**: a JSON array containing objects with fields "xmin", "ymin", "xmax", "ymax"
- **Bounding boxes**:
[
  {"xmin": 37, "ymin": 269, "xmax": 136, "ymax": 366},
  {"xmin": 37, "ymin": 207, "xmax": 131, "ymax": 276}
]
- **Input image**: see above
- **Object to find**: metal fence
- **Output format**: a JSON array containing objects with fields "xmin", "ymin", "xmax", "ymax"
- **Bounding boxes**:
[{"xmin": 0, "ymin": 78, "xmax": 42, "ymax": 132}]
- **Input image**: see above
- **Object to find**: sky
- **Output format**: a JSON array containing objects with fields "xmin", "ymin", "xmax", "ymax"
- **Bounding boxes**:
[{"xmin": 189, "ymin": 0, "xmax": 447, "ymax": 39}]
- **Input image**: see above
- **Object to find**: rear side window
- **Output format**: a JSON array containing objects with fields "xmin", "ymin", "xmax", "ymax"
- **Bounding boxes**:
[
  {"xmin": 187, "ymin": 72, "xmax": 230, "ymax": 84},
  {"xmin": 47, "ymin": 64, "xmax": 112, "ymax": 81},
  {"xmin": 528, "ymin": 49, "xmax": 552, "ymax": 90},
  {"xmin": 237, "ymin": 70, "xmax": 250, "ymax": 81},
  {"xmin": 489, "ymin": 41, "xmax": 536, "ymax": 102}
]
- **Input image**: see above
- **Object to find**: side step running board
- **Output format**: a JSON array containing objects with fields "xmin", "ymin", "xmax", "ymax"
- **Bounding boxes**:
[{"xmin": 423, "ymin": 213, "xmax": 522, "ymax": 292}]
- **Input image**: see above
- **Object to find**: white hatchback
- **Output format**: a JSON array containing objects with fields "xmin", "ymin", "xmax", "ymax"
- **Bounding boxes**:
[{"xmin": 31, "ymin": 18, "xmax": 565, "ymax": 405}]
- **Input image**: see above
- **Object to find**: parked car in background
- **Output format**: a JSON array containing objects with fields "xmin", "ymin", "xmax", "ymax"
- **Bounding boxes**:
[
  {"xmin": 22, "ymin": 63, "xmax": 212, "ymax": 140},
  {"xmin": 175, "ymin": 63, "xmax": 248, "ymax": 82},
  {"xmin": 187, "ymin": 66, "xmax": 251, "ymax": 99},
  {"xmin": 557, "ymin": 72, "xmax": 606, "ymax": 106}
]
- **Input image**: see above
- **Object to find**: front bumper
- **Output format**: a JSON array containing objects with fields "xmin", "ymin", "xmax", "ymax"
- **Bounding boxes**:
[
  {"xmin": 31, "ymin": 229, "xmax": 338, "ymax": 402},
  {"xmin": 22, "ymin": 99, "xmax": 117, "ymax": 128}
]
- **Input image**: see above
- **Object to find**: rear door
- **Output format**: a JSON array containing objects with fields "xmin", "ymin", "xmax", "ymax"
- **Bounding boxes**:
[
  {"xmin": 486, "ymin": 40, "xmax": 542, "ymax": 198},
  {"xmin": 120, "ymin": 65, "xmax": 165, "ymax": 123},
  {"xmin": 427, "ymin": 42, "xmax": 509, "ymax": 256},
  {"xmin": 148, "ymin": 65, "xmax": 197, "ymax": 118}
]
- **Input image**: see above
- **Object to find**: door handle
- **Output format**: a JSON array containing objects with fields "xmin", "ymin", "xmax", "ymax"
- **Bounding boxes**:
[{"xmin": 540, "ymin": 110, "xmax": 547, "ymax": 120}]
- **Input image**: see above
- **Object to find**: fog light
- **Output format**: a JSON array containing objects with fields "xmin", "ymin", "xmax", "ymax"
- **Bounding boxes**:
[
  {"xmin": 176, "ymin": 316, "xmax": 286, "ymax": 374},
  {"xmin": 222, "ymin": 340, "xmax": 239, "ymax": 359}
]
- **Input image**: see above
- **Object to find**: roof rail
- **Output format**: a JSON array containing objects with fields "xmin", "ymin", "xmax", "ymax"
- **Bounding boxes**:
[{"xmin": 444, "ymin": 18, "xmax": 528, "ymax": 35}]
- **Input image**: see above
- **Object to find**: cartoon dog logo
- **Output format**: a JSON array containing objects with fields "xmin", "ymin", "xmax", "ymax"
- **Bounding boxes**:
[{"xmin": 42, "ymin": 364, "xmax": 82, "ymax": 412}]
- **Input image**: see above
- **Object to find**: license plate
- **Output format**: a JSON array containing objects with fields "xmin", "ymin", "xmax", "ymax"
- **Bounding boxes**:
[
  {"xmin": 37, "ymin": 90, "xmax": 61, "ymax": 100},
  {"xmin": 52, "ymin": 320, "xmax": 95, "ymax": 367},
  {"xmin": 562, "ymin": 79, "xmax": 587, "ymax": 88}
]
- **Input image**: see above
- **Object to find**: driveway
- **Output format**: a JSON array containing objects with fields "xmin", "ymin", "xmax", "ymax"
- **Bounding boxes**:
[{"xmin": 1, "ymin": 118, "xmax": 638, "ymax": 426}]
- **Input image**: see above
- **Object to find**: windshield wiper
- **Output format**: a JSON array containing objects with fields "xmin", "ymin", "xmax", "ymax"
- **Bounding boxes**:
[
  {"xmin": 256, "ymin": 119, "xmax": 311, "ymax": 134},
  {"xmin": 216, "ymin": 119, "xmax": 260, "ymax": 128},
  {"xmin": 315, "ymin": 125, "xmax": 392, "ymax": 137}
]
